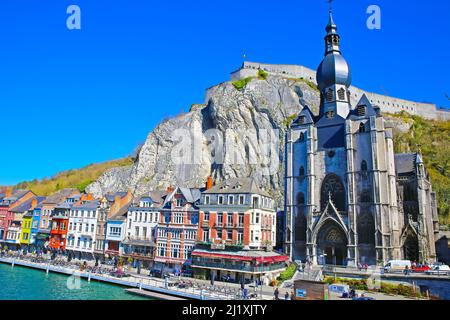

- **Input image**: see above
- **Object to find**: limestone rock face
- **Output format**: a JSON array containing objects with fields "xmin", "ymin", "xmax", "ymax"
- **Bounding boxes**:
[{"xmin": 86, "ymin": 76, "xmax": 320, "ymax": 203}]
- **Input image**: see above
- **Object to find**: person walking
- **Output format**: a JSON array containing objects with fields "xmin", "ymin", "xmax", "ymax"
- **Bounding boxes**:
[
  {"xmin": 404, "ymin": 265, "xmax": 410, "ymax": 276},
  {"xmin": 274, "ymin": 287, "xmax": 280, "ymax": 300},
  {"xmin": 285, "ymin": 291, "xmax": 290, "ymax": 300}
]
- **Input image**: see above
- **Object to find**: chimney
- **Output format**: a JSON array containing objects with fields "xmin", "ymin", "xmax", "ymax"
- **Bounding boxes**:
[
  {"xmin": 31, "ymin": 198, "xmax": 38, "ymax": 209},
  {"xmin": 166, "ymin": 186, "xmax": 174, "ymax": 194},
  {"xmin": 5, "ymin": 187, "xmax": 12, "ymax": 197},
  {"xmin": 206, "ymin": 176, "xmax": 213, "ymax": 190}
]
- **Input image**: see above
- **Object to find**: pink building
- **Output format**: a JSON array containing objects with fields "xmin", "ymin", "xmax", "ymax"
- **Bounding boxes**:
[{"xmin": 0, "ymin": 189, "xmax": 35, "ymax": 242}]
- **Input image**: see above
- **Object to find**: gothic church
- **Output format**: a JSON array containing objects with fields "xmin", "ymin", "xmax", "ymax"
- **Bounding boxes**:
[{"xmin": 284, "ymin": 10, "xmax": 439, "ymax": 266}]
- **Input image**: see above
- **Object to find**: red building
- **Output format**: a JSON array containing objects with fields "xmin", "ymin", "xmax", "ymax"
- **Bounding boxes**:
[{"xmin": 49, "ymin": 202, "xmax": 71, "ymax": 250}]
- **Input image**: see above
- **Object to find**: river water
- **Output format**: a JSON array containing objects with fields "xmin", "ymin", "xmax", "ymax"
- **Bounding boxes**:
[{"xmin": 0, "ymin": 263, "xmax": 149, "ymax": 300}]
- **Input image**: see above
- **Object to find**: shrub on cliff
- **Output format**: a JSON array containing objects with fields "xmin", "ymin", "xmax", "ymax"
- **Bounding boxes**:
[
  {"xmin": 257, "ymin": 69, "xmax": 269, "ymax": 80},
  {"xmin": 232, "ymin": 77, "xmax": 254, "ymax": 90}
]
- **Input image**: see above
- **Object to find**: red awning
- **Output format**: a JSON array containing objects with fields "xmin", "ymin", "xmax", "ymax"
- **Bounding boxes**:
[
  {"xmin": 192, "ymin": 251, "xmax": 254, "ymax": 262},
  {"xmin": 192, "ymin": 251, "xmax": 289, "ymax": 263},
  {"xmin": 271, "ymin": 255, "xmax": 290, "ymax": 263}
]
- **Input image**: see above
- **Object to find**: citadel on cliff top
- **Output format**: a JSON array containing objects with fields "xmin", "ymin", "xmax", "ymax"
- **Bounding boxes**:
[{"xmin": 230, "ymin": 61, "xmax": 450, "ymax": 122}]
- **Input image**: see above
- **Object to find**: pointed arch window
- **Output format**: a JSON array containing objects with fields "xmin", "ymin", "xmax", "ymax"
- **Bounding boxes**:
[
  {"xmin": 359, "ymin": 122, "xmax": 366, "ymax": 133},
  {"xmin": 299, "ymin": 132, "xmax": 305, "ymax": 142},
  {"xmin": 326, "ymin": 89, "xmax": 333, "ymax": 102},
  {"xmin": 299, "ymin": 166, "xmax": 305, "ymax": 178},
  {"xmin": 297, "ymin": 193, "xmax": 305, "ymax": 206},
  {"xmin": 361, "ymin": 160, "xmax": 368, "ymax": 172},
  {"xmin": 337, "ymin": 88, "xmax": 346, "ymax": 101}
]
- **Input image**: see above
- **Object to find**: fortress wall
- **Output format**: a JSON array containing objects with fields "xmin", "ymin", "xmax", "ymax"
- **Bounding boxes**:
[{"xmin": 230, "ymin": 62, "xmax": 449, "ymax": 121}]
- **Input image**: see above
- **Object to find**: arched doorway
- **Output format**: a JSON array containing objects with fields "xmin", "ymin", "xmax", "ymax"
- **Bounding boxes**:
[
  {"xmin": 321, "ymin": 174, "xmax": 346, "ymax": 212},
  {"xmin": 403, "ymin": 233, "xmax": 419, "ymax": 262},
  {"xmin": 316, "ymin": 220, "xmax": 348, "ymax": 266}
]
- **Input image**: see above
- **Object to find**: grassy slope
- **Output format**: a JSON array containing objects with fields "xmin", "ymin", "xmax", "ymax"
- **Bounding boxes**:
[
  {"xmin": 387, "ymin": 111, "xmax": 450, "ymax": 227},
  {"xmin": 14, "ymin": 158, "xmax": 134, "ymax": 195}
]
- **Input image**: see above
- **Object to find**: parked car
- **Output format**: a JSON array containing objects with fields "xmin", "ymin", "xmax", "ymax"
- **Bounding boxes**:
[
  {"xmin": 149, "ymin": 269, "xmax": 163, "ymax": 278},
  {"xmin": 425, "ymin": 265, "xmax": 450, "ymax": 276},
  {"xmin": 411, "ymin": 265, "xmax": 430, "ymax": 273}
]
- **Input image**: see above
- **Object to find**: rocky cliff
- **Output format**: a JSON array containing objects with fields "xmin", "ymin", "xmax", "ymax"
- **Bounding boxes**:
[{"xmin": 86, "ymin": 75, "xmax": 322, "ymax": 203}]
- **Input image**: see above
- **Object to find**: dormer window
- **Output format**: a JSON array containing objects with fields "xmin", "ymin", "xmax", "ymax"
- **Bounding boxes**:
[
  {"xmin": 326, "ymin": 89, "xmax": 333, "ymax": 102},
  {"xmin": 338, "ymin": 88, "xmax": 346, "ymax": 100},
  {"xmin": 298, "ymin": 116, "xmax": 305, "ymax": 125},
  {"xmin": 357, "ymin": 105, "xmax": 366, "ymax": 116},
  {"xmin": 326, "ymin": 110, "xmax": 335, "ymax": 118},
  {"xmin": 176, "ymin": 199, "xmax": 184, "ymax": 207}
]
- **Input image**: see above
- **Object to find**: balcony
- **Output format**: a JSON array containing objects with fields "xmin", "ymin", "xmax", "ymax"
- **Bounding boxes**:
[{"xmin": 201, "ymin": 221, "xmax": 209, "ymax": 228}]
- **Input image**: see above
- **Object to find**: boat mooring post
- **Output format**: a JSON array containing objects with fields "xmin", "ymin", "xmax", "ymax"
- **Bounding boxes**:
[
  {"xmin": 88, "ymin": 272, "xmax": 91, "ymax": 282},
  {"xmin": 46, "ymin": 263, "xmax": 50, "ymax": 274},
  {"xmin": 11, "ymin": 259, "xmax": 15, "ymax": 268}
]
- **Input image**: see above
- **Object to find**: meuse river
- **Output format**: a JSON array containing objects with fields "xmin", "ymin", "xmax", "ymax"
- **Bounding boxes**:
[{"xmin": 0, "ymin": 263, "xmax": 149, "ymax": 300}]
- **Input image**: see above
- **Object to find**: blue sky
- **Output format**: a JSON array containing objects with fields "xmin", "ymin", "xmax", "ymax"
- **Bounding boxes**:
[{"xmin": 0, "ymin": 0, "xmax": 449, "ymax": 185}]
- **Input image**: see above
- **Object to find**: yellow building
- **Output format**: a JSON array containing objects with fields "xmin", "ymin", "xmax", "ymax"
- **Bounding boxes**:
[{"xmin": 19, "ymin": 214, "xmax": 33, "ymax": 245}]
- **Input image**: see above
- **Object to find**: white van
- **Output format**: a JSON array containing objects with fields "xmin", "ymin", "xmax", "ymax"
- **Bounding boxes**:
[{"xmin": 384, "ymin": 260, "xmax": 411, "ymax": 273}]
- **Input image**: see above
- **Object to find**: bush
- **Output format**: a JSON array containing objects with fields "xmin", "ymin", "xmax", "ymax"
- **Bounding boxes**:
[
  {"xmin": 277, "ymin": 263, "xmax": 296, "ymax": 282},
  {"xmin": 232, "ymin": 77, "xmax": 254, "ymax": 90},
  {"xmin": 257, "ymin": 69, "xmax": 268, "ymax": 80}
]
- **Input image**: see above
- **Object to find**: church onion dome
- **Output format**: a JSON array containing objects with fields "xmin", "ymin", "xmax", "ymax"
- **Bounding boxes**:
[{"xmin": 316, "ymin": 11, "xmax": 352, "ymax": 91}]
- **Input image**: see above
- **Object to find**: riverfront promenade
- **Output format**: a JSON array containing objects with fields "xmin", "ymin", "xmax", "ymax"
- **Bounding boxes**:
[{"xmin": 0, "ymin": 256, "xmax": 277, "ymax": 300}]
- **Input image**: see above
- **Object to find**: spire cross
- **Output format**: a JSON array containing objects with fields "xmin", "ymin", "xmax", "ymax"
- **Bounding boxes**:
[{"xmin": 328, "ymin": 0, "xmax": 334, "ymax": 13}]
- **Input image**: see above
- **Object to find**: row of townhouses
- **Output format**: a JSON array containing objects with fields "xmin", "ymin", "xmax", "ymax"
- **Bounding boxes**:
[{"xmin": 0, "ymin": 177, "xmax": 288, "ymax": 285}]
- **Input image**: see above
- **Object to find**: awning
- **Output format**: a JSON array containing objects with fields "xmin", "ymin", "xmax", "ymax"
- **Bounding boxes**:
[
  {"xmin": 35, "ymin": 234, "xmax": 50, "ymax": 240},
  {"xmin": 255, "ymin": 255, "xmax": 289, "ymax": 263},
  {"xmin": 191, "ymin": 251, "xmax": 254, "ymax": 262}
]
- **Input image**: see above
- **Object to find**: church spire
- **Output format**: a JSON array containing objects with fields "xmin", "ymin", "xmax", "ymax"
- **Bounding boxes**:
[
  {"xmin": 324, "ymin": 5, "xmax": 341, "ymax": 55},
  {"xmin": 316, "ymin": 1, "xmax": 352, "ymax": 119}
]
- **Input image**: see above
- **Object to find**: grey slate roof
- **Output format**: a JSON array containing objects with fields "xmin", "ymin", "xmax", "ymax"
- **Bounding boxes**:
[
  {"xmin": 43, "ymin": 188, "xmax": 80, "ymax": 205},
  {"xmin": 163, "ymin": 187, "xmax": 202, "ymax": 206},
  {"xmin": 10, "ymin": 196, "xmax": 46, "ymax": 213},
  {"xmin": 3, "ymin": 189, "xmax": 31, "ymax": 203},
  {"xmin": 203, "ymin": 177, "xmax": 272, "ymax": 198},
  {"xmin": 395, "ymin": 153, "xmax": 418, "ymax": 174},
  {"xmin": 71, "ymin": 200, "xmax": 100, "ymax": 210}
]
